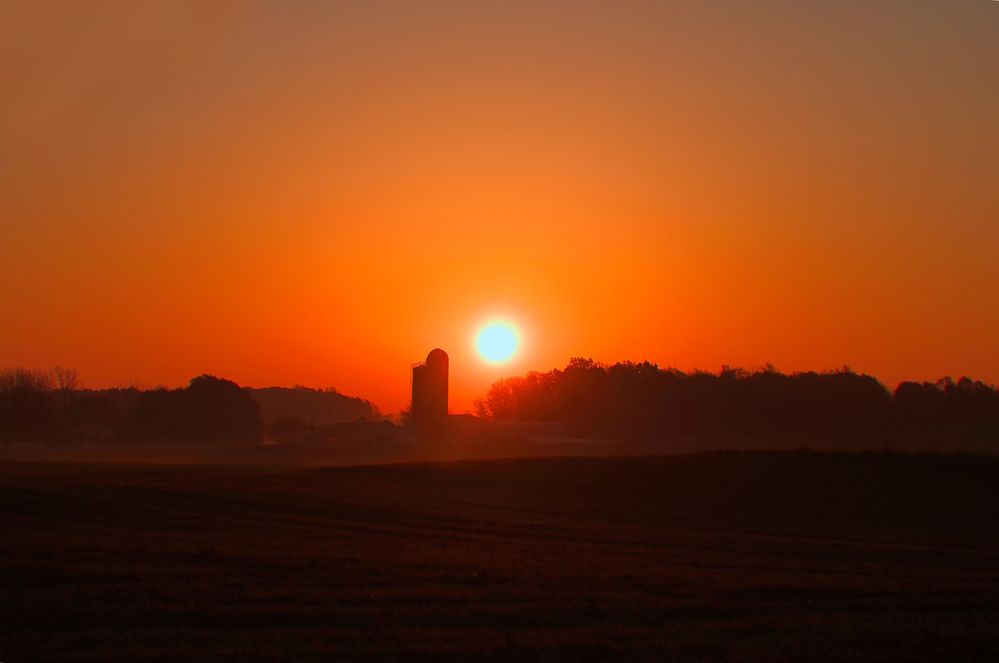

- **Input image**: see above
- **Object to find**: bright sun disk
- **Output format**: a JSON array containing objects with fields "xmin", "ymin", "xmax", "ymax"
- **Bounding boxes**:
[{"xmin": 476, "ymin": 321, "xmax": 519, "ymax": 363}]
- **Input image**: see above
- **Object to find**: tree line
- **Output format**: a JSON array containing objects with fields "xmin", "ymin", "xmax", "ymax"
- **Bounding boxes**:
[
  {"xmin": 0, "ymin": 369, "xmax": 261, "ymax": 444},
  {"xmin": 4, "ymin": 361, "xmax": 998, "ymax": 447},
  {"xmin": 475, "ymin": 358, "xmax": 999, "ymax": 442}
]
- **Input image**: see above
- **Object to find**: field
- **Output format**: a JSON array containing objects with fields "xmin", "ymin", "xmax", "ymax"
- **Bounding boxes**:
[{"xmin": 2, "ymin": 451, "xmax": 999, "ymax": 661}]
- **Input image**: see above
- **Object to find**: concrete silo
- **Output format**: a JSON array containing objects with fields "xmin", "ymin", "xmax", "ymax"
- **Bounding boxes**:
[{"xmin": 411, "ymin": 348, "xmax": 448, "ymax": 433}]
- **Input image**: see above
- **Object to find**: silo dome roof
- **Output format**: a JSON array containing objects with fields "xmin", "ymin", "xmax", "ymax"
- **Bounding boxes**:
[{"xmin": 426, "ymin": 348, "xmax": 448, "ymax": 364}]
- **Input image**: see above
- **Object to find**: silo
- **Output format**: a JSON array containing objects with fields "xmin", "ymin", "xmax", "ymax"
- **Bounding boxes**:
[{"xmin": 411, "ymin": 348, "xmax": 448, "ymax": 432}]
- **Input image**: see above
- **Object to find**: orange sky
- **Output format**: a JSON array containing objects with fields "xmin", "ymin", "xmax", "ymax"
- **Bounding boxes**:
[{"xmin": 2, "ymin": 2, "xmax": 998, "ymax": 413}]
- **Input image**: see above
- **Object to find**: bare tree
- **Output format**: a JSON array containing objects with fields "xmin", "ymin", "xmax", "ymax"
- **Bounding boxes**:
[
  {"xmin": 0, "ymin": 367, "xmax": 53, "ymax": 394},
  {"xmin": 53, "ymin": 366, "xmax": 79, "ymax": 392},
  {"xmin": 0, "ymin": 368, "xmax": 54, "ymax": 441},
  {"xmin": 52, "ymin": 366, "xmax": 80, "ymax": 440}
]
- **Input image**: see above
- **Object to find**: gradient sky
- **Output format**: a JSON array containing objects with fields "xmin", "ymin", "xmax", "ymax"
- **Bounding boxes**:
[{"xmin": 2, "ymin": 1, "xmax": 998, "ymax": 413}]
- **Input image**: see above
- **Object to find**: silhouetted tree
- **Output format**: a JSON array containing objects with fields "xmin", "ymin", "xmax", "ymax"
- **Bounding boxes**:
[
  {"xmin": 267, "ymin": 416, "xmax": 312, "ymax": 438},
  {"xmin": 248, "ymin": 386, "xmax": 380, "ymax": 426},
  {"xmin": 52, "ymin": 366, "xmax": 79, "ymax": 437},
  {"xmin": 72, "ymin": 393, "xmax": 121, "ymax": 443},
  {"xmin": 0, "ymin": 368, "xmax": 55, "ymax": 442},
  {"xmin": 478, "ymin": 360, "xmax": 954, "ymax": 441},
  {"xmin": 894, "ymin": 377, "xmax": 999, "ymax": 438},
  {"xmin": 127, "ymin": 375, "xmax": 262, "ymax": 444}
]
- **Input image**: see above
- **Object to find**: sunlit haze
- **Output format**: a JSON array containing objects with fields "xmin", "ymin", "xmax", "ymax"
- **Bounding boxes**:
[{"xmin": 2, "ymin": 2, "xmax": 998, "ymax": 412}]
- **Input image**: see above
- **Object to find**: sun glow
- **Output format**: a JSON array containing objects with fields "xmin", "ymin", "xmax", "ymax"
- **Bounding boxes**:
[{"xmin": 475, "ymin": 320, "xmax": 520, "ymax": 363}]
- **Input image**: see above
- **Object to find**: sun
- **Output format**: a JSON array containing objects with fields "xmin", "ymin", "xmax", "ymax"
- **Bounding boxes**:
[{"xmin": 475, "ymin": 320, "xmax": 520, "ymax": 363}]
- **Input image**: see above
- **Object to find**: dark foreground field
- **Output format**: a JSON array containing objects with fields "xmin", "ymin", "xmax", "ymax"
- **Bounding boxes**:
[{"xmin": 2, "ymin": 452, "xmax": 999, "ymax": 661}]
